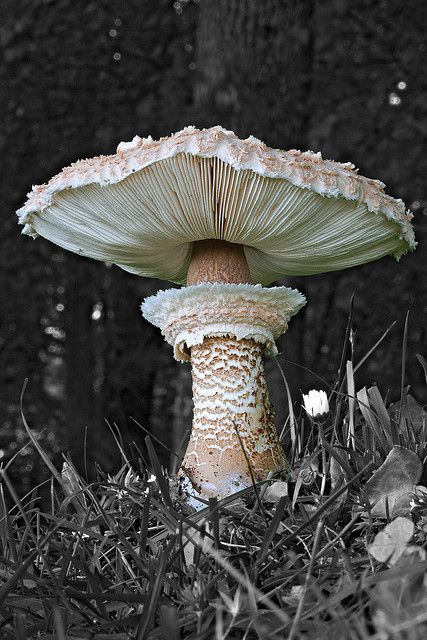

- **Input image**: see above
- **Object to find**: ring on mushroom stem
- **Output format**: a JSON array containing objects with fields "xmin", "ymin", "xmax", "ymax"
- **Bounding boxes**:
[{"xmin": 17, "ymin": 125, "xmax": 416, "ymax": 501}]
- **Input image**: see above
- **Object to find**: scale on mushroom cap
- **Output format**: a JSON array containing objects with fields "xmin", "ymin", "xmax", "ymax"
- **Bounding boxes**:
[{"xmin": 17, "ymin": 125, "xmax": 416, "ymax": 501}]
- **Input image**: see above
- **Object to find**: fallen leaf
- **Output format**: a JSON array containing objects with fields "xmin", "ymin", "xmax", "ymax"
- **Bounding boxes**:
[
  {"xmin": 263, "ymin": 481, "xmax": 288, "ymax": 503},
  {"xmin": 363, "ymin": 446, "xmax": 422, "ymax": 517},
  {"xmin": 372, "ymin": 542, "xmax": 427, "ymax": 635},
  {"xmin": 368, "ymin": 516, "xmax": 414, "ymax": 565}
]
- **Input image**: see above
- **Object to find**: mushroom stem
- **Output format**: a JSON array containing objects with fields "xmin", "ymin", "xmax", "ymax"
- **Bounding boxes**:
[
  {"xmin": 187, "ymin": 240, "xmax": 251, "ymax": 285},
  {"xmin": 181, "ymin": 335, "xmax": 288, "ymax": 498},
  {"xmin": 141, "ymin": 283, "xmax": 305, "ymax": 500},
  {"xmin": 183, "ymin": 240, "xmax": 287, "ymax": 497}
]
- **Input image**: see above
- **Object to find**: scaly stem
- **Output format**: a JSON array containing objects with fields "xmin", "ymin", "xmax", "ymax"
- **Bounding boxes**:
[{"xmin": 181, "ymin": 335, "xmax": 288, "ymax": 498}]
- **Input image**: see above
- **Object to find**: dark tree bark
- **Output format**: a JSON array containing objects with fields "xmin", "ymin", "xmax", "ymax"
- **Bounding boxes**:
[{"xmin": 193, "ymin": 0, "xmax": 313, "ymax": 148}]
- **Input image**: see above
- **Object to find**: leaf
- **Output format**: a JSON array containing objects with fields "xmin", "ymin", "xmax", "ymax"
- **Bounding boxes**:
[
  {"xmin": 357, "ymin": 387, "xmax": 391, "ymax": 453},
  {"xmin": 61, "ymin": 461, "xmax": 87, "ymax": 519},
  {"xmin": 372, "ymin": 544, "xmax": 427, "ymax": 635},
  {"xmin": 263, "ymin": 481, "xmax": 288, "ymax": 503},
  {"xmin": 367, "ymin": 386, "xmax": 393, "ymax": 436},
  {"xmin": 327, "ymin": 451, "xmax": 348, "ymax": 522},
  {"xmin": 368, "ymin": 517, "xmax": 414, "ymax": 565},
  {"xmin": 389, "ymin": 394, "xmax": 427, "ymax": 437},
  {"xmin": 363, "ymin": 445, "xmax": 422, "ymax": 517}
]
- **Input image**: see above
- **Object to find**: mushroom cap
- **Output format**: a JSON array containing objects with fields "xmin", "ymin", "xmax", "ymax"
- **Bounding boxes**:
[{"xmin": 17, "ymin": 126, "xmax": 415, "ymax": 285}]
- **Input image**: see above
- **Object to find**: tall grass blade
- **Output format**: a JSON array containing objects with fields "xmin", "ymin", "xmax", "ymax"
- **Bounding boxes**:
[
  {"xmin": 53, "ymin": 607, "xmax": 67, "ymax": 640},
  {"xmin": 145, "ymin": 436, "xmax": 173, "ymax": 509},
  {"xmin": 346, "ymin": 360, "xmax": 356, "ymax": 450},
  {"xmin": 20, "ymin": 379, "xmax": 62, "ymax": 485},
  {"xmin": 257, "ymin": 496, "xmax": 287, "ymax": 563},
  {"xmin": 333, "ymin": 294, "xmax": 355, "ymax": 399},
  {"xmin": 136, "ymin": 540, "xmax": 173, "ymax": 640},
  {"xmin": 288, "ymin": 518, "xmax": 323, "ymax": 640},
  {"xmin": 398, "ymin": 311, "xmax": 410, "ymax": 426},
  {"xmin": 353, "ymin": 321, "xmax": 396, "ymax": 374},
  {"xmin": 357, "ymin": 388, "xmax": 391, "ymax": 453},
  {"xmin": 416, "ymin": 353, "xmax": 427, "ymax": 387},
  {"xmin": 274, "ymin": 358, "xmax": 297, "ymax": 456},
  {"xmin": 13, "ymin": 613, "xmax": 27, "ymax": 640}
]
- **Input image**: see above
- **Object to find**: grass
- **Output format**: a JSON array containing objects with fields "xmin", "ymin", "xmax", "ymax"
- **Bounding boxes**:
[{"xmin": 1, "ymin": 318, "xmax": 427, "ymax": 639}]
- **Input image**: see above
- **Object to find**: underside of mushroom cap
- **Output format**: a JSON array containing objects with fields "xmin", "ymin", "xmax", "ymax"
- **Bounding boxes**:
[{"xmin": 17, "ymin": 126, "xmax": 415, "ymax": 284}]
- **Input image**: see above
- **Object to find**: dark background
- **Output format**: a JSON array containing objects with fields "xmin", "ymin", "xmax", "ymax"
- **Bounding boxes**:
[{"xmin": 1, "ymin": 0, "xmax": 426, "ymax": 494}]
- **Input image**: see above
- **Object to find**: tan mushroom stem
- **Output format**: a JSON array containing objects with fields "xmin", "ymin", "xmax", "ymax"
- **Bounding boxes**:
[
  {"xmin": 182, "ymin": 240, "xmax": 286, "ymax": 496},
  {"xmin": 187, "ymin": 239, "xmax": 251, "ymax": 285},
  {"xmin": 182, "ymin": 335, "xmax": 287, "ymax": 497},
  {"xmin": 141, "ymin": 280, "xmax": 305, "ymax": 499}
]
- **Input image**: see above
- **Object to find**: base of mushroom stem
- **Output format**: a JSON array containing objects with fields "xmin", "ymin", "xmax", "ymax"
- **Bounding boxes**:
[
  {"xmin": 179, "ymin": 436, "xmax": 289, "ymax": 500},
  {"xmin": 178, "ymin": 473, "xmax": 246, "ymax": 511},
  {"xmin": 178, "ymin": 465, "xmax": 289, "ymax": 510}
]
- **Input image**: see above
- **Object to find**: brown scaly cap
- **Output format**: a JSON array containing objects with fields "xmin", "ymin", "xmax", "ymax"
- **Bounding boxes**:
[{"xmin": 17, "ymin": 126, "xmax": 415, "ymax": 285}]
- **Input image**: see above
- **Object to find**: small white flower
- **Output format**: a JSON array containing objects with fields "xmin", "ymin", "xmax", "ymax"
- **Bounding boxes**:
[{"xmin": 302, "ymin": 389, "xmax": 329, "ymax": 419}]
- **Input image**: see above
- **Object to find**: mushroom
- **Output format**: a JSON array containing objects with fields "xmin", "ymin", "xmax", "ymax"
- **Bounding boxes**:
[{"xmin": 17, "ymin": 126, "xmax": 415, "ymax": 499}]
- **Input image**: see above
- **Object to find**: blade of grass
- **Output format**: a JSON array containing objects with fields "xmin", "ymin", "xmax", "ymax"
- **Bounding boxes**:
[
  {"xmin": 0, "ymin": 483, "xmax": 18, "ymax": 564},
  {"xmin": 53, "ymin": 606, "xmax": 67, "ymax": 640},
  {"xmin": 138, "ymin": 490, "xmax": 151, "ymax": 559},
  {"xmin": 105, "ymin": 420, "xmax": 132, "ymax": 469},
  {"xmin": 398, "ymin": 311, "xmax": 409, "ymax": 426},
  {"xmin": 136, "ymin": 537, "xmax": 175, "ymax": 640},
  {"xmin": 288, "ymin": 518, "xmax": 323, "ymax": 640},
  {"xmin": 145, "ymin": 436, "xmax": 173, "ymax": 509},
  {"xmin": 0, "ymin": 541, "xmax": 52, "ymax": 605},
  {"xmin": 0, "ymin": 469, "xmax": 66, "ymax": 594},
  {"xmin": 20, "ymin": 379, "xmax": 62, "ymax": 485},
  {"xmin": 368, "ymin": 386, "xmax": 399, "ymax": 444},
  {"xmin": 353, "ymin": 321, "xmax": 396, "ymax": 374},
  {"xmin": 357, "ymin": 388, "xmax": 391, "ymax": 452},
  {"xmin": 336, "ymin": 294, "xmax": 355, "ymax": 391},
  {"xmin": 320, "ymin": 440, "xmax": 355, "ymax": 485},
  {"xmin": 132, "ymin": 417, "xmax": 178, "ymax": 459},
  {"xmin": 13, "ymin": 613, "xmax": 27, "ymax": 640},
  {"xmin": 346, "ymin": 361, "xmax": 356, "ymax": 450},
  {"xmin": 233, "ymin": 423, "xmax": 267, "ymax": 520},
  {"xmin": 274, "ymin": 358, "xmax": 297, "ymax": 455},
  {"xmin": 208, "ymin": 497, "xmax": 221, "ymax": 549},
  {"xmin": 257, "ymin": 496, "xmax": 287, "ymax": 563},
  {"xmin": 367, "ymin": 386, "xmax": 391, "ymax": 430},
  {"xmin": 332, "ymin": 320, "xmax": 395, "ymax": 444},
  {"xmin": 416, "ymin": 353, "xmax": 427, "ymax": 387}
]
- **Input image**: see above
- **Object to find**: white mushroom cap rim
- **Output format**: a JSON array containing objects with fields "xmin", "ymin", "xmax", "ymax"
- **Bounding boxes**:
[{"xmin": 17, "ymin": 126, "xmax": 415, "ymax": 285}]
